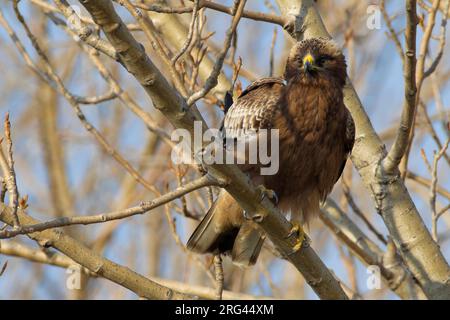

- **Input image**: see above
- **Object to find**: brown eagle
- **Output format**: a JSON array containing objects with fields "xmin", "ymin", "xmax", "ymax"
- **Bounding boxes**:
[{"xmin": 187, "ymin": 38, "xmax": 355, "ymax": 266}]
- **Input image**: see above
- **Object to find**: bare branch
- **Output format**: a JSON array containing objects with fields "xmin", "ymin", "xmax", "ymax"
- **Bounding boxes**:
[
  {"xmin": 73, "ymin": 89, "xmax": 117, "ymax": 105},
  {"xmin": 129, "ymin": 0, "xmax": 285, "ymax": 27},
  {"xmin": 0, "ymin": 204, "xmax": 194, "ymax": 299},
  {"xmin": 0, "ymin": 241, "xmax": 273, "ymax": 299},
  {"xmin": 423, "ymin": 0, "xmax": 449, "ymax": 78},
  {"xmin": 380, "ymin": 0, "xmax": 405, "ymax": 60},
  {"xmin": 437, "ymin": 203, "xmax": 450, "ymax": 218},
  {"xmin": 213, "ymin": 255, "xmax": 224, "ymax": 300},
  {"xmin": 0, "ymin": 114, "xmax": 20, "ymax": 229},
  {"xmin": 383, "ymin": 0, "xmax": 418, "ymax": 173},
  {"xmin": 162, "ymin": 197, "xmax": 216, "ymax": 285},
  {"xmin": 171, "ymin": 0, "xmax": 200, "ymax": 67},
  {"xmin": 139, "ymin": 0, "xmax": 287, "ymax": 26},
  {"xmin": 342, "ymin": 180, "xmax": 387, "ymax": 245},
  {"xmin": 419, "ymin": 101, "xmax": 450, "ymax": 165},
  {"xmin": 399, "ymin": 0, "xmax": 444, "ymax": 176},
  {"xmin": 407, "ymin": 170, "xmax": 450, "ymax": 199},
  {"xmin": 0, "ymin": 260, "xmax": 7, "ymax": 277},
  {"xmin": 0, "ymin": 174, "xmax": 222, "ymax": 238},
  {"xmin": 1, "ymin": 3, "xmax": 164, "ymax": 198},
  {"xmin": 187, "ymin": 0, "xmax": 247, "ymax": 106},
  {"xmin": 428, "ymin": 139, "xmax": 450, "ymax": 242},
  {"xmin": 269, "ymin": 27, "xmax": 278, "ymax": 77}
]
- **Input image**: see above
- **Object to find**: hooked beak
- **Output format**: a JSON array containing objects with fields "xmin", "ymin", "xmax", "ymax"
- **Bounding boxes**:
[{"xmin": 303, "ymin": 53, "xmax": 315, "ymax": 74}]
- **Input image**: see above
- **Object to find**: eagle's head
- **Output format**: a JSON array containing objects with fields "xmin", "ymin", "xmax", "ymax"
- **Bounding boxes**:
[{"xmin": 284, "ymin": 38, "xmax": 347, "ymax": 87}]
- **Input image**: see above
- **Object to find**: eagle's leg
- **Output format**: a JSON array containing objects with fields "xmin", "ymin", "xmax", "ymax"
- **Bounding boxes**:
[
  {"xmin": 285, "ymin": 222, "xmax": 306, "ymax": 255},
  {"xmin": 256, "ymin": 185, "xmax": 279, "ymax": 205}
]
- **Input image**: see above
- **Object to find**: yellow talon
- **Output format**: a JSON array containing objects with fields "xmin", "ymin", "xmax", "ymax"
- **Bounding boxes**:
[{"xmin": 286, "ymin": 222, "xmax": 306, "ymax": 255}]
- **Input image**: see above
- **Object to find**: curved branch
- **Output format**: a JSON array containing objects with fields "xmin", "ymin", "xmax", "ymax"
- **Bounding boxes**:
[
  {"xmin": 0, "ymin": 204, "xmax": 193, "ymax": 300},
  {"xmin": 0, "ymin": 174, "xmax": 222, "ymax": 239},
  {"xmin": 383, "ymin": 0, "xmax": 417, "ymax": 173},
  {"xmin": 0, "ymin": 241, "xmax": 274, "ymax": 300}
]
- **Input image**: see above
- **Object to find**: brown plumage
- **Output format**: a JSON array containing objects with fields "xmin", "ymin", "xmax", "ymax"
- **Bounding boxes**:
[{"xmin": 187, "ymin": 38, "xmax": 355, "ymax": 266}]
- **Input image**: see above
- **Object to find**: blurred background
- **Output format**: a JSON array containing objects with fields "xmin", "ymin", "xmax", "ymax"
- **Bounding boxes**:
[{"xmin": 0, "ymin": 0, "xmax": 448, "ymax": 299}]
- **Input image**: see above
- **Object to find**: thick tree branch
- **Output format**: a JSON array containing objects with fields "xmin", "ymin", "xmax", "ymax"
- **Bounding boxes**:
[
  {"xmin": 0, "ymin": 241, "xmax": 273, "ymax": 300},
  {"xmin": 0, "ymin": 204, "xmax": 193, "ymax": 299}
]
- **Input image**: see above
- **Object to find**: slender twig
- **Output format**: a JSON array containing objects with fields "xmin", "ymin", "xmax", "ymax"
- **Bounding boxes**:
[
  {"xmin": 437, "ymin": 203, "xmax": 450, "ymax": 218},
  {"xmin": 423, "ymin": 0, "xmax": 449, "ymax": 78},
  {"xmin": 213, "ymin": 254, "xmax": 224, "ymax": 300},
  {"xmin": 380, "ymin": 0, "xmax": 404, "ymax": 61},
  {"xmin": 342, "ymin": 181, "xmax": 387, "ymax": 245},
  {"xmin": 163, "ymin": 202, "xmax": 216, "ymax": 284},
  {"xmin": 418, "ymin": 100, "xmax": 450, "ymax": 165},
  {"xmin": 1, "ymin": 114, "xmax": 20, "ymax": 229},
  {"xmin": 195, "ymin": 0, "xmax": 284, "ymax": 26},
  {"xmin": 132, "ymin": 2, "xmax": 194, "ymax": 14},
  {"xmin": 336, "ymin": 244, "xmax": 360, "ymax": 297},
  {"xmin": 134, "ymin": 0, "xmax": 285, "ymax": 26},
  {"xmin": 42, "ymin": 3, "xmax": 118, "ymax": 60},
  {"xmin": 187, "ymin": 0, "xmax": 247, "ymax": 106},
  {"xmin": 117, "ymin": 0, "xmax": 193, "ymax": 97},
  {"xmin": 407, "ymin": 170, "xmax": 450, "ymax": 199},
  {"xmin": 0, "ymin": 174, "xmax": 223, "ymax": 239},
  {"xmin": 2, "ymin": 3, "xmax": 163, "ymax": 197},
  {"xmin": 383, "ymin": 0, "xmax": 417, "ymax": 173},
  {"xmin": 420, "ymin": 148, "xmax": 433, "ymax": 172},
  {"xmin": 73, "ymin": 89, "xmax": 117, "ymax": 105},
  {"xmin": 430, "ymin": 74, "xmax": 450, "ymax": 139},
  {"xmin": 0, "ymin": 260, "xmax": 7, "ymax": 276},
  {"xmin": 171, "ymin": 0, "xmax": 200, "ymax": 67},
  {"xmin": 399, "ymin": 0, "xmax": 443, "ymax": 176},
  {"xmin": 189, "ymin": 45, "xmax": 208, "ymax": 93},
  {"xmin": 429, "ymin": 139, "xmax": 450, "ymax": 242},
  {"xmin": 258, "ymin": 259, "xmax": 282, "ymax": 298},
  {"xmin": 269, "ymin": 27, "xmax": 277, "ymax": 77}
]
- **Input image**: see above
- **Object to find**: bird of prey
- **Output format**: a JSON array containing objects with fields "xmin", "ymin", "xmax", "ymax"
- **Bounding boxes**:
[{"xmin": 187, "ymin": 38, "xmax": 355, "ymax": 266}]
